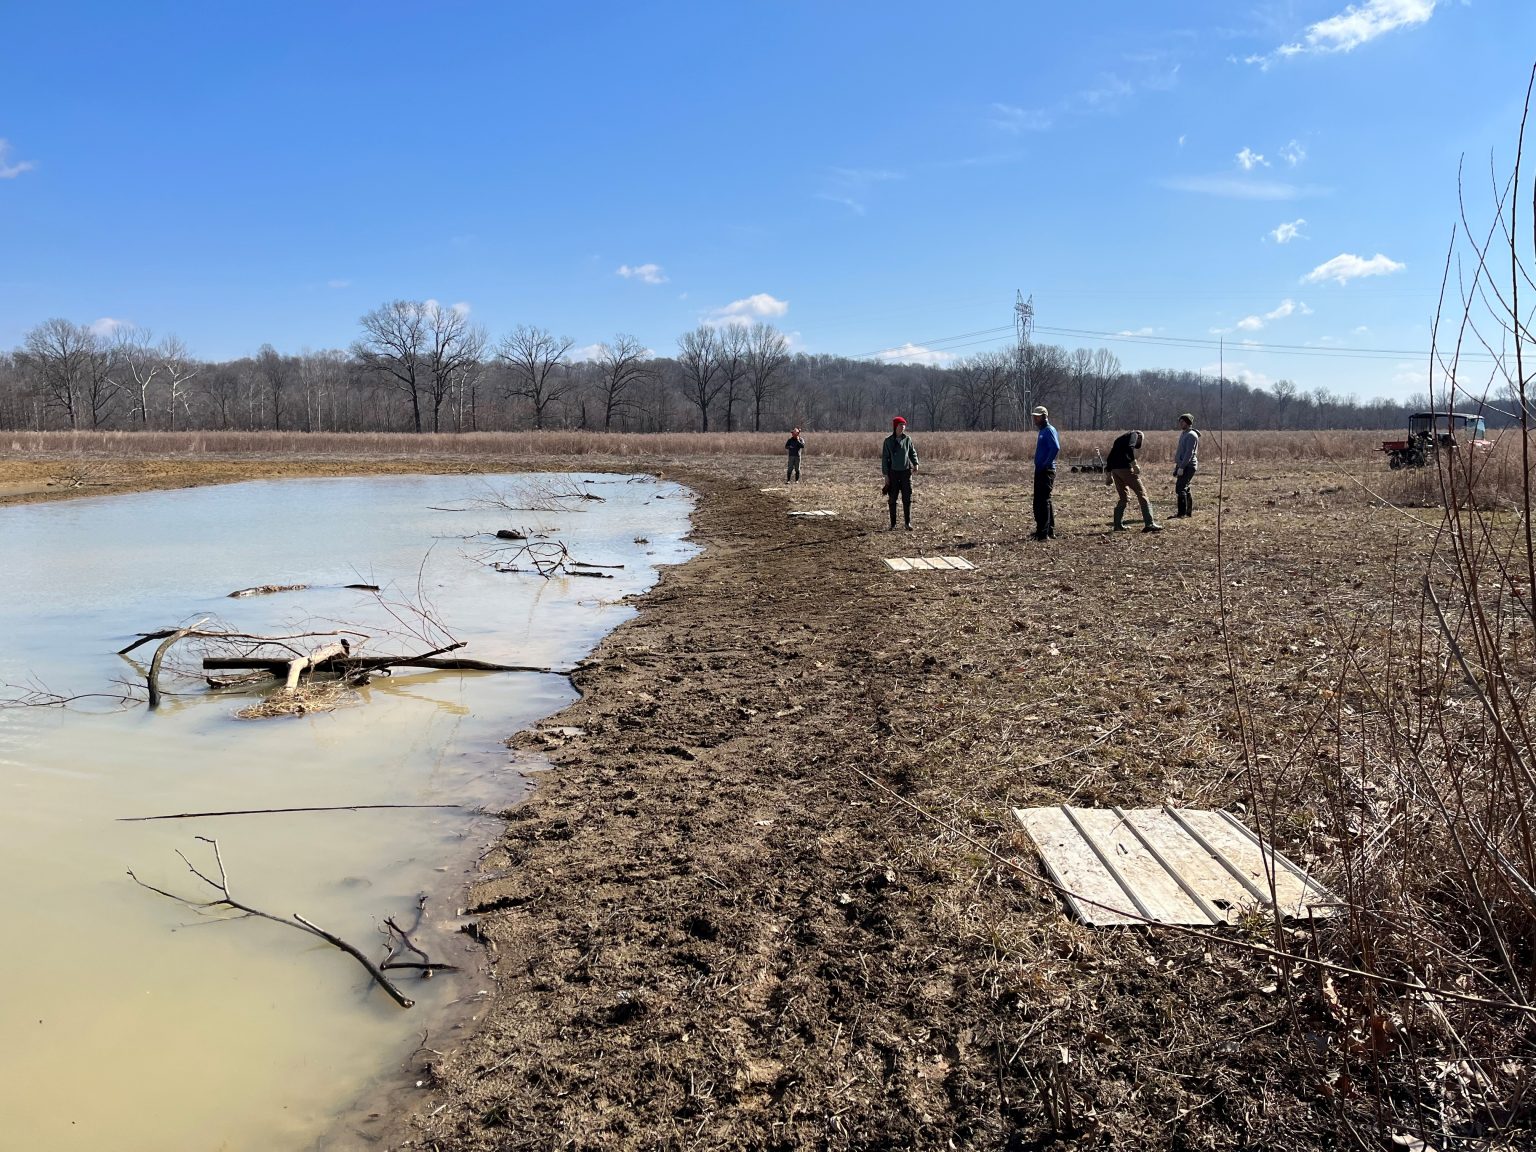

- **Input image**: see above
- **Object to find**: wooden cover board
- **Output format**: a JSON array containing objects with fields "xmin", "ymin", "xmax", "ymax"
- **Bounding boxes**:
[
  {"xmin": 788, "ymin": 509, "xmax": 838, "ymax": 517},
  {"xmin": 1012, "ymin": 805, "xmax": 1337, "ymax": 927},
  {"xmin": 883, "ymin": 556, "xmax": 976, "ymax": 571}
]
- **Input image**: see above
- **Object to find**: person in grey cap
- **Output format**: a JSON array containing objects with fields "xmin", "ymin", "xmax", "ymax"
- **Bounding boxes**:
[
  {"xmin": 1103, "ymin": 429, "xmax": 1162, "ymax": 532},
  {"xmin": 1173, "ymin": 413, "xmax": 1199, "ymax": 517},
  {"xmin": 1030, "ymin": 405, "xmax": 1059, "ymax": 540}
]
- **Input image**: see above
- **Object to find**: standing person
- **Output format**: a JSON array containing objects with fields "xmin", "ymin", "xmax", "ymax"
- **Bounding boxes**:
[
  {"xmin": 1103, "ymin": 430, "xmax": 1162, "ymax": 533},
  {"xmin": 785, "ymin": 427, "xmax": 806, "ymax": 482},
  {"xmin": 1173, "ymin": 413, "xmax": 1200, "ymax": 517},
  {"xmin": 880, "ymin": 416, "xmax": 919, "ymax": 531},
  {"xmin": 1030, "ymin": 405, "xmax": 1059, "ymax": 541}
]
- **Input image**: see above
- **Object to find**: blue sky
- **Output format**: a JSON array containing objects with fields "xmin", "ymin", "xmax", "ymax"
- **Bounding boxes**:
[{"xmin": 2, "ymin": 1, "xmax": 1532, "ymax": 401}]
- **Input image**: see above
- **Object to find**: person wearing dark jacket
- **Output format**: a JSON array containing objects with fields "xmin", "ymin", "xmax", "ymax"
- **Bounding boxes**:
[
  {"xmin": 1104, "ymin": 430, "xmax": 1163, "ymax": 533},
  {"xmin": 785, "ymin": 427, "xmax": 806, "ymax": 482},
  {"xmin": 1030, "ymin": 405, "xmax": 1059, "ymax": 540},
  {"xmin": 880, "ymin": 416, "xmax": 919, "ymax": 530},
  {"xmin": 1173, "ymin": 413, "xmax": 1200, "ymax": 517}
]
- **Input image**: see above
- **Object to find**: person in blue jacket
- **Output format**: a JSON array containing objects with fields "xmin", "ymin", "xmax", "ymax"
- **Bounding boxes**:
[{"xmin": 1031, "ymin": 405, "xmax": 1059, "ymax": 540}]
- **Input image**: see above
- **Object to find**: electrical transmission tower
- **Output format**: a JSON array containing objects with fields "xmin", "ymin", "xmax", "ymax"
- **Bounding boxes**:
[{"xmin": 1014, "ymin": 290, "xmax": 1035, "ymax": 414}]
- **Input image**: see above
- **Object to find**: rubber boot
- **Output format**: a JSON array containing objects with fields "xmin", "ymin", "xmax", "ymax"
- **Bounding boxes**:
[
  {"xmin": 1175, "ymin": 492, "xmax": 1187, "ymax": 518},
  {"xmin": 1186, "ymin": 492, "xmax": 1194, "ymax": 517},
  {"xmin": 1112, "ymin": 502, "xmax": 1127, "ymax": 531},
  {"xmin": 1142, "ymin": 502, "xmax": 1163, "ymax": 533}
]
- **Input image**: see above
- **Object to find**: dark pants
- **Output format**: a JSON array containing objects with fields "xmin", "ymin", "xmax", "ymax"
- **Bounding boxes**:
[
  {"xmin": 886, "ymin": 469, "xmax": 912, "ymax": 525},
  {"xmin": 1033, "ymin": 468, "xmax": 1056, "ymax": 538},
  {"xmin": 786, "ymin": 455, "xmax": 801, "ymax": 481},
  {"xmin": 1175, "ymin": 466, "xmax": 1195, "ymax": 516}
]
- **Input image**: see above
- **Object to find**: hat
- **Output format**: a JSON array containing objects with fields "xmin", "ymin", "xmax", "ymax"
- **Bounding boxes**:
[
  {"xmin": 1178, "ymin": 412, "xmax": 1194, "ymax": 425},
  {"xmin": 1030, "ymin": 406, "xmax": 1049, "ymax": 418},
  {"xmin": 892, "ymin": 415, "xmax": 907, "ymax": 425}
]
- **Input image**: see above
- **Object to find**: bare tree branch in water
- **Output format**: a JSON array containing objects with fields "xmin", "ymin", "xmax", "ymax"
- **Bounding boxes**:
[{"xmin": 127, "ymin": 836, "xmax": 417, "ymax": 1008}]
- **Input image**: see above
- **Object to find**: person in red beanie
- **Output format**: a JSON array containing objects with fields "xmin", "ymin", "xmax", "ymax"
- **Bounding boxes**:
[{"xmin": 880, "ymin": 416, "xmax": 920, "ymax": 530}]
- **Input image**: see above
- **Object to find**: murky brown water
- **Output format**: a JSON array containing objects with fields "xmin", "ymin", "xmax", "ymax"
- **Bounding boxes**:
[{"xmin": 0, "ymin": 473, "xmax": 694, "ymax": 1151}]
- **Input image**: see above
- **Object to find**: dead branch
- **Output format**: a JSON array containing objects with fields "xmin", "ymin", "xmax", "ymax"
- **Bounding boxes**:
[
  {"xmin": 128, "ymin": 836, "xmax": 415, "ymax": 1008},
  {"xmin": 381, "ymin": 896, "xmax": 462, "ymax": 974},
  {"xmin": 147, "ymin": 618, "xmax": 209, "ymax": 710},
  {"xmin": 202, "ymin": 653, "xmax": 572, "ymax": 676},
  {"xmin": 118, "ymin": 803, "xmax": 466, "ymax": 822},
  {"xmin": 284, "ymin": 639, "xmax": 351, "ymax": 691}
]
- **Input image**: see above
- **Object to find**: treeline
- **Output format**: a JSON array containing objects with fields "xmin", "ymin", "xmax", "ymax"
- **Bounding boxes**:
[{"xmin": 0, "ymin": 305, "xmax": 1418, "ymax": 435}]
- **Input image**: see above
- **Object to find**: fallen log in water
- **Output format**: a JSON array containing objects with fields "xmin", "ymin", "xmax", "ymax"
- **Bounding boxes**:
[{"xmin": 203, "ymin": 655, "xmax": 571, "ymax": 675}]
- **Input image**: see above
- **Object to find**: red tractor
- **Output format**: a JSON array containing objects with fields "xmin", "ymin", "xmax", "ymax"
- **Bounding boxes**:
[{"xmin": 1381, "ymin": 411, "xmax": 1491, "ymax": 469}]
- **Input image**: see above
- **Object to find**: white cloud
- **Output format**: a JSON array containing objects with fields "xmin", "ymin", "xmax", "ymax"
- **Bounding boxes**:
[
  {"xmin": 1249, "ymin": 0, "xmax": 1436, "ymax": 66},
  {"xmin": 0, "ymin": 139, "xmax": 35, "ymax": 179},
  {"xmin": 1163, "ymin": 175, "xmax": 1320, "ymax": 200},
  {"xmin": 816, "ymin": 193, "xmax": 865, "ymax": 215},
  {"xmin": 1204, "ymin": 359, "xmax": 1273, "ymax": 388},
  {"xmin": 874, "ymin": 342, "xmax": 955, "ymax": 366},
  {"xmin": 1217, "ymin": 298, "xmax": 1312, "ymax": 335},
  {"xmin": 1266, "ymin": 298, "xmax": 1312, "ymax": 320},
  {"xmin": 1236, "ymin": 148, "xmax": 1269, "ymax": 171},
  {"xmin": 1302, "ymin": 252, "xmax": 1405, "ymax": 285},
  {"xmin": 705, "ymin": 293, "xmax": 789, "ymax": 327},
  {"xmin": 89, "ymin": 317, "xmax": 128, "ymax": 338},
  {"xmin": 1270, "ymin": 218, "xmax": 1307, "ymax": 243},
  {"xmin": 1392, "ymin": 363, "xmax": 1429, "ymax": 390},
  {"xmin": 452, "ymin": 301, "xmax": 471, "ymax": 316},
  {"xmin": 1117, "ymin": 327, "xmax": 1159, "ymax": 337},
  {"xmin": 617, "ymin": 263, "xmax": 668, "ymax": 285},
  {"xmin": 1352, "ymin": 325, "xmax": 1371, "ymax": 335},
  {"xmin": 326, "ymin": 278, "xmax": 351, "ymax": 289},
  {"xmin": 571, "ymin": 343, "xmax": 605, "ymax": 362},
  {"xmin": 1281, "ymin": 140, "xmax": 1306, "ymax": 167},
  {"xmin": 1177, "ymin": 135, "xmax": 1186, "ymax": 148},
  {"xmin": 421, "ymin": 298, "xmax": 471, "ymax": 318},
  {"xmin": 991, "ymin": 103, "xmax": 1052, "ymax": 133}
]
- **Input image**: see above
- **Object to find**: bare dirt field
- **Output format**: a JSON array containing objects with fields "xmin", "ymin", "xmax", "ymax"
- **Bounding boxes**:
[{"xmin": 3, "ymin": 442, "xmax": 1520, "ymax": 1150}]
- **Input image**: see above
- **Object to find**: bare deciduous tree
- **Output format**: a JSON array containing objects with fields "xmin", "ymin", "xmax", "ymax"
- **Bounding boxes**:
[
  {"xmin": 425, "ymin": 304, "xmax": 486, "ymax": 434},
  {"xmin": 20, "ymin": 318, "xmax": 97, "ymax": 428},
  {"xmin": 675, "ymin": 326, "xmax": 723, "ymax": 431},
  {"xmin": 498, "ymin": 325, "xmax": 575, "ymax": 429},
  {"xmin": 715, "ymin": 324, "xmax": 750, "ymax": 432},
  {"xmin": 255, "ymin": 344, "xmax": 290, "ymax": 431},
  {"xmin": 593, "ymin": 334, "xmax": 652, "ymax": 431},
  {"xmin": 353, "ymin": 301, "xmax": 427, "ymax": 432},
  {"xmin": 746, "ymin": 323, "xmax": 790, "ymax": 432}
]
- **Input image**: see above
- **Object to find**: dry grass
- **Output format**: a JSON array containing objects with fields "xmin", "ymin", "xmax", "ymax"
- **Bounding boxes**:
[{"xmin": 3, "ymin": 427, "xmax": 1397, "ymax": 464}]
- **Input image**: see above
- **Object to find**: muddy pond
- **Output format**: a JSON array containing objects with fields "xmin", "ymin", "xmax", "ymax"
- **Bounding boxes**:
[{"xmin": 0, "ymin": 471, "xmax": 694, "ymax": 1151}]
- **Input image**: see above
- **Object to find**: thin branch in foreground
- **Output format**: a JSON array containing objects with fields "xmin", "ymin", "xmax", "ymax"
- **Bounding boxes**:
[
  {"xmin": 128, "ymin": 836, "xmax": 415, "ymax": 1008},
  {"xmin": 118, "ymin": 803, "xmax": 468, "ymax": 822}
]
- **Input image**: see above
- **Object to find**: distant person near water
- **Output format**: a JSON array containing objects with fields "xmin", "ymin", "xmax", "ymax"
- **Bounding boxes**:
[
  {"xmin": 880, "ymin": 416, "xmax": 919, "ymax": 531},
  {"xmin": 1104, "ymin": 430, "xmax": 1162, "ymax": 533},
  {"xmin": 1031, "ymin": 406, "xmax": 1059, "ymax": 541},
  {"xmin": 1173, "ymin": 413, "xmax": 1200, "ymax": 518},
  {"xmin": 785, "ymin": 427, "xmax": 805, "ymax": 482}
]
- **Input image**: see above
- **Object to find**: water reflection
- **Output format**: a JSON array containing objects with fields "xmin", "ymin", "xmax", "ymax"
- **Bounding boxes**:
[{"xmin": 0, "ymin": 472, "xmax": 694, "ymax": 1152}]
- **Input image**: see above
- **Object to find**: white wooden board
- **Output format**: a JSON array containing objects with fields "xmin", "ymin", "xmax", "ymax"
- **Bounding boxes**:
[
  {"xmin": 788, "ymin": 510, "xmax": 838, "ymax": 517},
  {"xmin": 1012, "ymin": 805, "xmax": 1337, "ymax": 927},
  {"xmin": 883, "ymin": 555, "xmax": 976, "ymax": 572}
]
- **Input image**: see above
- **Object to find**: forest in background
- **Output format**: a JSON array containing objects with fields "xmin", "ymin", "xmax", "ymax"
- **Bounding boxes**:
[{"xmin": 1, "ymin": 305, "xmax": 1425, "ymax": 436}]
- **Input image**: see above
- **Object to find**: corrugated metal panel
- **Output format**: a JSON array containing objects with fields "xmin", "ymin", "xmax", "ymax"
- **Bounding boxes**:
[{"xmin": 1012, "ymin": 806, "xmax": 1338, "ymax": 927}]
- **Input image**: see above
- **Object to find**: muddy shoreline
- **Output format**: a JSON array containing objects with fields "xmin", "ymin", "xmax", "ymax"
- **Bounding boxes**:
[{"xmin": 3, "ymin": 449, "xmax": 1429, "ymax": 1150}]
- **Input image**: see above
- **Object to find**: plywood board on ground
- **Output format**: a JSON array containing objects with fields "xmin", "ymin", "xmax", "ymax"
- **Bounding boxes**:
[
  {"xmin": 1012, "ymin": 805, "xmax": 1338, "ymax": 927},
  {"xmin": 883, "ymin": 556, "xmax": 976, "ymax": 572},
  {"xmin": 788, "ymin": 510, "xmax": 838, "ymax": 517}
]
